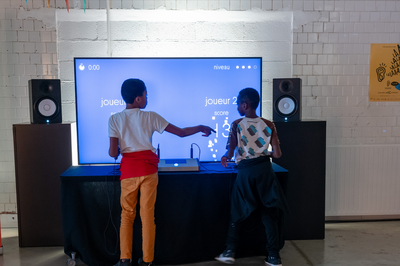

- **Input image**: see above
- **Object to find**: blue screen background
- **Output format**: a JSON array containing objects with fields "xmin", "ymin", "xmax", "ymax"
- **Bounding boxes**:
[{"xmin": 74, "ymin": 58, "xmax": 261, "ymax": 164}]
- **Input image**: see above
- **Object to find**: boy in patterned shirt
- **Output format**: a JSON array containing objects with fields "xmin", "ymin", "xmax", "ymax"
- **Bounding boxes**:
[{"xmin": 215, "ymin": 88, "xmax": 289, "ymax": 266}]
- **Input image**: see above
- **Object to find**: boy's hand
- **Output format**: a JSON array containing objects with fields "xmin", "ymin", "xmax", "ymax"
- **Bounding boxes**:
[
  {"xmin": 201, "ymin": 126, "xmax": 216, "ymax": 137},
  {"xmin": 114, "ymin": 147, "xmax": 120, "ymax": 160},
  {"xmin": 221, "ymin": 156, "xmax": 229, "ymax": 167}
]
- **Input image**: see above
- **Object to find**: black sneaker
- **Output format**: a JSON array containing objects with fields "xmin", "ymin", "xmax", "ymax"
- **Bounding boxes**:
[
  {"xmin": 264, "ymin": 255, "xmax": 282, "ymax": 266},
  {"xmin": 138, "ymin": 257, "xmax": 155, "ymax": 266},
  {"xmin": 215, "ymin": 249, "xmax": 235, "ymax": 264},
  {"xmin": 114, "ymin": 259, "xmax": 132, "ymax": 266}
]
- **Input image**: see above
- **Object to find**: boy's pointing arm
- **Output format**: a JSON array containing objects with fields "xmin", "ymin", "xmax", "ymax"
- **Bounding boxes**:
[{"xmin": 164, "ymin": 124, "xmax": 215, "ymax": 138}]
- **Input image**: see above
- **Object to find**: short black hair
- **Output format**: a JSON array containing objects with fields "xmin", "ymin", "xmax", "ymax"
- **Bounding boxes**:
[
  {"xmin": 121, "ymin": 78, "xmax": 146, "ymax": 104},
  {"xmin": 238, "ymin": 87, "xmax": 259, "ymax": 110}
]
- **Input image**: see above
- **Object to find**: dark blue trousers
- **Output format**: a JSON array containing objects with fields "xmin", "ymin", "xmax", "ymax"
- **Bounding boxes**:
[{"xmin": 225, "ymin": 206, "xmax": 285, "ymax": 257}]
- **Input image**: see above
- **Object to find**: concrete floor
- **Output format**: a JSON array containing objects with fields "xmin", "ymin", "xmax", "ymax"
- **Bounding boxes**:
[{"xmin": 1, "ymin": 220, "xmax": 400, "ymax": 266}]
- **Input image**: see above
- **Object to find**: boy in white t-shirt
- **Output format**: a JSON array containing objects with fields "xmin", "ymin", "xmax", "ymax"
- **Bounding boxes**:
[
  {"xmin": 215, "ymin": 88, "xmax": 289, "ymax": 266},
  {"xmin": 109, "ymin": 78, "xmax": 214, "ymax": 266}
]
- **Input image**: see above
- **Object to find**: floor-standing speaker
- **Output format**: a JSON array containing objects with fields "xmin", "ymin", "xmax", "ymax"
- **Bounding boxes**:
[
  {"xmin": 273, "ymin": 78, "xmax": 302, "ymax": 122},
  {"xmin": 273, "ymin": 121, "xmax": 326, "ymax": 240},
  {"xmin": 13, "ymin": 123, "xmax": 71, "ymax": 247},
  {"xmin": 29, "ymin": 79, "xmax": 62, "ymax": 124}
]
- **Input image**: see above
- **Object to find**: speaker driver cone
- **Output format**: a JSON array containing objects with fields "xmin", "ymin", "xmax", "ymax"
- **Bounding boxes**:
[
  {"xmin": 37, "ymin": 98, "xmax": 58, "ymax": 117},
  {"xmin": 276, "ymin": 96, "xmax": 296, "ymax": 116}
]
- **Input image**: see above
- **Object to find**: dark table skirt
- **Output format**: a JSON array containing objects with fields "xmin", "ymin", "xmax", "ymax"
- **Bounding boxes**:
[{"xmin": 61, "ymin": 163, "xmax": 288, "ymax": 266}]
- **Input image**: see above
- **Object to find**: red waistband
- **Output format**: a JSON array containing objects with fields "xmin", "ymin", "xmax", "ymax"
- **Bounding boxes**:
[{"xmin": 120, "ymin": 150, "xmax": 159, "ymax": 180}]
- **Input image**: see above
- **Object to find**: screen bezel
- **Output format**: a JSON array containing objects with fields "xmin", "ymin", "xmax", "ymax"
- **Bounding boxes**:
[{"xmin": 74, "ymin": 57, "xmax": 263, "ymax": 165}]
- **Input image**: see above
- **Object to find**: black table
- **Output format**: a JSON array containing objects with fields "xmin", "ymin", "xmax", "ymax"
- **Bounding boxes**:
[{"xmin": 61, "ymin": 162, "xmax": 288, "ymax": 266}]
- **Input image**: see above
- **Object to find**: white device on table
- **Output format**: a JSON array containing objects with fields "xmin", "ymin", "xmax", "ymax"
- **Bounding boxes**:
[{"xmin": 158, "ymin": 158, "xmax": 200, "ymax": 172}]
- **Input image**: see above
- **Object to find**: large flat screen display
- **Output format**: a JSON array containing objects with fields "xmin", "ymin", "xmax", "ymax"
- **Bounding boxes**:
[{"xmin": 74, "ymin": 57, "xmax": 262, "ymax": 164}]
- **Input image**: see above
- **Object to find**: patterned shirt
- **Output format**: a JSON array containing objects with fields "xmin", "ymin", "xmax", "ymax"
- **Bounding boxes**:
[{"xmin": 226, "ymin": 117, "xmax": 278, "ymax": 164}]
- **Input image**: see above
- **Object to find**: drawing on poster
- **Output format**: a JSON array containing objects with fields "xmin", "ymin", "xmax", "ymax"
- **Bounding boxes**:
[{"xmin": 369, "ymin": 44, "xmax": 400, "ymax": 101}]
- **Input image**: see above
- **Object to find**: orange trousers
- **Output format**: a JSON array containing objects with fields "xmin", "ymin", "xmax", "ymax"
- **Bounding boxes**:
[{"xmin": 120, "ymin": 173, "xmax": 158, "ymax": 262}]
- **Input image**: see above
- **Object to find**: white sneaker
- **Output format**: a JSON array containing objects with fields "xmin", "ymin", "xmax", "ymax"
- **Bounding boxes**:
[
  {"xmin": 264, "ymin": 255, "xmax": 282, "ymax": 266},
  {"xmin": 215, "ymin": 250, "xmax": 235, "ymax": 264}
]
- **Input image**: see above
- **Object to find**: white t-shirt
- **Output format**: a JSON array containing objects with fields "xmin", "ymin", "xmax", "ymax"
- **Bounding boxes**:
[{"xmin": 108, "ymin": 108, "xmax": 169, "ymax": 154}]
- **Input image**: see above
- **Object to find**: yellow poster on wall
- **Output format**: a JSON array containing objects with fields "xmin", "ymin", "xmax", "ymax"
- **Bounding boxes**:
[{"xmin": 369, "ymin": 44, "xmax": 400, "ymax": 102}]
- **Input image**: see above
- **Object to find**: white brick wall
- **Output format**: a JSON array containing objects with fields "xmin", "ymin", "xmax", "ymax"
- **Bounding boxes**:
[
  {"xmin": 57, "ymin": 8, "xmax": 292, "ymax": 120},
  {"xmin": 2, "ymin": 0, "xmax": 400, "ymax": 219},
  {"xmin": 0, "ymin": 0, "xmax": 59, "ymax": 216}
]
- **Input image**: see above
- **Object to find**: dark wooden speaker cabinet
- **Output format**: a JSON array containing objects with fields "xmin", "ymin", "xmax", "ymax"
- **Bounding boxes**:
[
  {"xmin": 13, "ymin": 123, "xmax": 72, "ymax": 247},
  {"xmin": 273, "ymin": 120, "xmax": 326, "ymax": 240}
]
